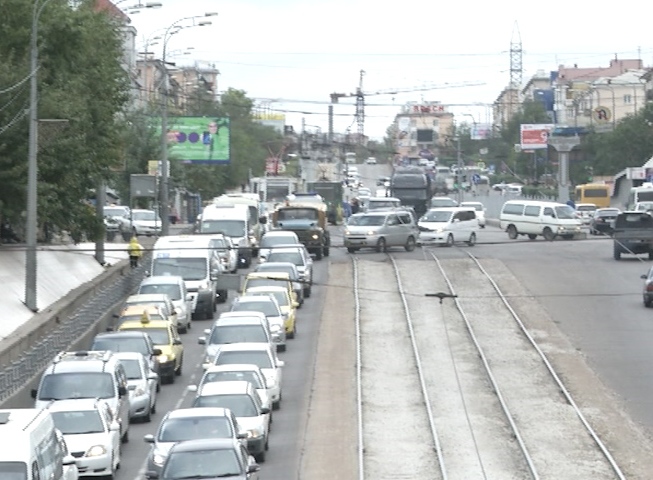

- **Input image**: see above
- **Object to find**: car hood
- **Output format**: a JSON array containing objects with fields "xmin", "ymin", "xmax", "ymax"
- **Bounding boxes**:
[
  {"xmin": 418, "ymin": 221, "xmax": 449, "ymax": 231},
  {"xmin": 275, "ymin": 219, "xmax": 318, "ymax": 230},
  {"xmin": 132, "ymin": 220, "xmax": 160, "ymax": 227},
  {"xmin": 267, "ymin": 315, "xmax": 284, "ymax": 328},
  {"xmin": 345, "ymin": 225, "xmax": 381, "ymax": 234},
  {"xmin": 127, "ymin": 378, "xmax": 148, "ymax": 391},
  {"xmin": 64, "ymin": 432, "xmax": 110, "ymax": 453},
  {"xmin": 236, "ymin": 415, "xmax": 266, "ymax": 432},
  {"xmin": 152, "ymin": 442, "xmax": 175, "ymax": 459}
]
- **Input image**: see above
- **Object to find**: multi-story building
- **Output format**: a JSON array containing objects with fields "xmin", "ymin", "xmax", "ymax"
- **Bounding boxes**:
[
  {"xmin": 492, "ymin": 87, "xmax": 519, "ymax": 132},
  {"xmin": 393, "ymin": 102, "xmax": 454, "ymax": 162}
]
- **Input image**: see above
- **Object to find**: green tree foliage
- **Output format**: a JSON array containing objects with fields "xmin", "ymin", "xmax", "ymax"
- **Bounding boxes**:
[
  {"xmin": 583, "ymin": 103, "xmax": 653, "ymax": 175},
  {"xmin": 0, "ymin": 0, "xmax": 130, "ymax": 241}
]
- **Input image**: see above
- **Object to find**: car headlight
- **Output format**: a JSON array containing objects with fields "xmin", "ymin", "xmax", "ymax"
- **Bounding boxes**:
[
  {"xmin": 153, "ymin": 452, "xmax": 166, "ymax": 466},
  {"xmin": 247, "ymin": 428, "xmax": 263, "ymax": 438},
  {"xmin": 131, "ymin": 386, "xmax": 146, "ymax": 397},
  {"xmin": 86, "ymin": 445, "xmax": 107, "ymax": 457},
  {"xmin": 344, "ymin": 229, "xmax": 350, "ymax": 235},
  {"xmin": 366, "ymin": 230, "xmax": 375, "ymax": 235},
  {"xmin": 311, "ymin": 233, "xmax": 319, "ymax": 240},
  {"xmin": 158, "ymin": 354, "xmax": 169, "ymax": 363},
  {"xmin": 270, "ymin": 324, "xmax": 281, "ymax": 332}
]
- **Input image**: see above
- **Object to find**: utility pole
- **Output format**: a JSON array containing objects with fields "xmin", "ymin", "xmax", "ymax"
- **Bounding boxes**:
[
  {"xmin": 356, "ymin": 69, "xmax": 365, "ymax": 143},
  {"xmin": 456, "ymin": 136, "xmax": 463, "ymax": 204}
]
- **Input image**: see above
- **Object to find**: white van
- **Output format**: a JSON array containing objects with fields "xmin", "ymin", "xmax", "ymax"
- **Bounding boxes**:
[
  {"xmin": 499, "ymin": 200, "xmax": 583, "ymax": 241},
  {"xmin": 213, "ymin": 193, "xmax": 264, "ymax": 254},
  {"xmin": 199, "ymin": 204, "xmax": 254, "ymax": 267},
  {"xmin": 0, "ymin": 409, "xmax": 77, "ymax": 479},
  {"xmin": 151, "ymin": 235, "xmax": 221, "ymax": 319},
  {"xmin": 417, "ymin": 207, "xmax": 479, "ymax": 246}
]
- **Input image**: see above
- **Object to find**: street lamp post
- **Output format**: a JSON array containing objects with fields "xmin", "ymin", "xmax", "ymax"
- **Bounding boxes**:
[
  {"xmin": 160, "ymin": 13, "xmax": 216, "ymax": 236},
  {"xmin": 25, "ymin": 0, "xmax": 57, "ymax": 312}
]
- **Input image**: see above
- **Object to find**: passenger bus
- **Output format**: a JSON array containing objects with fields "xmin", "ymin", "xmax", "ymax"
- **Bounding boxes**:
[
  {"xmin": 575, "ymin": 183, "xmax": 611, "ymax": 209},
  {"xmin": 626, "ymin": 183, "xmax": 653, "ymax": 210}
]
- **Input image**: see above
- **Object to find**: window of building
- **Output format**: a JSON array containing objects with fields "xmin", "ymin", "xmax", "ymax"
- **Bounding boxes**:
[{"xmin": 624, "ymin": 94, "xmax": 632, "ymax": 104}]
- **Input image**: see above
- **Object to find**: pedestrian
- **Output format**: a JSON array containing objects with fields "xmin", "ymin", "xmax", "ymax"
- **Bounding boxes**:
[
  {"xmin": 350, "ymin": 198, "xmax": 360, "ymax": 215},
  {"xmin": 128, "ymin": 236, "xmax": 143, "ymax": 268}
]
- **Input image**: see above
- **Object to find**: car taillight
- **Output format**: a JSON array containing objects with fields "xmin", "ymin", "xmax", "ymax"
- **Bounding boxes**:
[{"xmin": 646, "ymin": 283, "xmax": 653, "ymax": 292}]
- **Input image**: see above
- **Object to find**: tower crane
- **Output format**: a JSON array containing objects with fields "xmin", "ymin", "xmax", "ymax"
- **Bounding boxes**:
[{"xmin": 330, "ymin": 72, "xmax": 486, "ymax": 143}]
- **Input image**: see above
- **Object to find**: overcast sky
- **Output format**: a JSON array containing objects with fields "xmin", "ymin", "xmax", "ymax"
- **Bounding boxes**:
[{"xmin": 125, "ymin": 0, "xmax": 652, "ymax": 140}]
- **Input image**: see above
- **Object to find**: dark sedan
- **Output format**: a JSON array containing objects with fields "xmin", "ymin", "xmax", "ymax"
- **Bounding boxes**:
[{"xmin": 589, "ymin": 208, "xmax": 620, "ymax": 236}]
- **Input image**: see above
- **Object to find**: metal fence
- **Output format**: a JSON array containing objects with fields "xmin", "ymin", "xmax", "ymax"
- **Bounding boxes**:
[{"xmin": 0, "ymin": 256, "xmax": 150, "ymax": 404}]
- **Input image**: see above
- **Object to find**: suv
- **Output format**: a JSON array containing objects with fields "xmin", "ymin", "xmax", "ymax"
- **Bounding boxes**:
[
  {"xmin": 344, "ymin": 210, "xmax": 419, "ymax": 253},
  {"xmin": 137, "ymin": 276, "xmax": 193, "ymax": 333},
  {"xmin": 144, "ymin": 407, "xmax": 246, "ymax": 476},
  {"xmin": 31, "ymin": 350, "xmax": 130, "ymax": 443}
]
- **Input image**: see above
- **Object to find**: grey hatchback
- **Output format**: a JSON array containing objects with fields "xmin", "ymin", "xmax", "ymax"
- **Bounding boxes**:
[{"xmin": 344, "ymin": 210, "xmax": 419, "ymax": 253}]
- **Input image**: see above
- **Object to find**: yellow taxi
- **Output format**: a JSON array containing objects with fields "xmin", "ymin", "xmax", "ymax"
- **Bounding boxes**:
[
  {"xmin": 244, "ymin": 285, "xmax": 298, "ymax": 338},
  {"xmin": 114, "ymin": 304, "xmax": 174, "ymax": 330},
  {"xmin": 242, "ymin": 272, "xmax": 297, "ymax": 305},
  {"xmin": 118, "ymin": 313, "xmax": 183, "ymax": 384}
]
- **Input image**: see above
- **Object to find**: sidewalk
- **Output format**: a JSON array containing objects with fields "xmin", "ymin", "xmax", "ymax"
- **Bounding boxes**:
[{"xmin": 0, "ymin": 242, "xmax": 129, "ymax": 341}]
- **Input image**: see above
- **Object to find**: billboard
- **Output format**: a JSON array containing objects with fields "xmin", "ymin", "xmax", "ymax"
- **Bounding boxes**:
[
  {"xmin": 157, "ymin": 117, "xmax": 231, "ymax": 164},
  {"xmin": 471, "ymin": 124, "xmax": 492, "ymax": 140},
  {"xmin": 520, "ymin": 124, "xmax": 554, "ymax": 150}
]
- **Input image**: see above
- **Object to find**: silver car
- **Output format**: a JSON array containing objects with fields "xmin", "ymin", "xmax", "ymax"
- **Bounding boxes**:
[
  {"xmin": 263, "ymin": 244, "xmax": 313, "ymax": 298},
  {"xmin": 114, "ymin": 351, "xmax": 158, "ymax": 423},
  {"xmin": 344, "ymin": 210, "xmax": 419, "ymax": 253}
]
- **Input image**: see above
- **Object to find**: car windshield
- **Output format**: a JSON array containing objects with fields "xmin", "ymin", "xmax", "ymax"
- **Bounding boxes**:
[
  {"xmin": 38, "ymin": 372, "xmax": 115, "ymax": 400},
  {"xmin": 162, "ymin": 448, "xmax": 242, "ymax": 479},
  {"xmin": 51, "ymin": 410, "xmax": 104, "ymax": 435},
  {"xmin": 232, "ymin": 300, "xmax": 279, "ymax": 317},
  {"xmin": 152, "ymin": 257, "xmax": 207, "ymax": 281},
  {"xmin": 430, "ymin": 199, "xmax": 457, "ymax": 208},
  {"xmin": 193, "ymin": 393, "xmax": 258, "ymax": 417},
  {"xmin": 127, "ymin": 301, "xmax": 167, "ymax": 313},
  {"xmin": 245, "ymin": 278, "xmax": 289, "ymax": 290},
  {"xmin": 201, "ymin": 219, "xmax": 246, "ymax": 237},
  {"xmin": 210, "ymin": 325, "xmax": 268, "ymax": 345},
  {"xmin": 0, "ymin": 462, "xmax": 27, "ymax": 480},
  {"xmin": 139, "ymin": 284, "xmax": 181, "ymax": 301},
  {"xmin": 247, "ymin": 290, "xmax": 288, "ymax": 308},
  {"xmin": 277, "ymin": 208, "xmax": 318, "ymax": 221},
  {"xmin": 347, "ymin": 215, "xmax": 384, "ymax": 226},
  {"xmin": 554, "ymin": 205, "xmax": 577, "ymax": 219},
  {"xmin": 104, "ymin": 207, "xmax": 127, "ymax": 217},
  {"xmin": 256, "ymin": 264, "xmax": 297, "ymax": 279},
  {"xmin": 421, "ymin": 210, "xmax": 453, "ymax": 222},
  {"xmin": 461, "ymin": 203, "xmax": 483, "ymax": 212},
  {"xmin": 123, "ymin": 327, "xmax": 170, "ymax": 345},
  {"xmin": 91, "ymin": 337, "xmax": 149, "ymax": 355},
  {"xmin": 203, "ymin": 370, "xmax": 264, "ymax": 389},
  {"xmin": 260, "ymin": 235, "xmax": 296, "ymax": 248},
  {"xmin": 119, "ymin": 359, "xmax": 143, "ymax": 379},
  {"xmin": 133, "ymin": 211, "xmax": 158, "ymax": 221},
  {"xmin": 158, "ymin": 417, "xmax": 233, "ymax": 442},
  {"xmin": 635, "ymin": 202, "xmax": 653, "ymax": 211},
  {"xmin": 368, "ymin": 200, "xmax": 399, "ymax": 209},
  {"xmin": 266, "ymin": 251, "xmax": 303, "ymax": 266},
  {"xmin": 597, "ymin": 209, "xmax": 620, "ymax": 217},
  {"xmin": 577, "ymin": 205, "xmax": 597, "ymax": 212},
  {"xmin": 215, "ymin": 351, "xmax": 273, "ymax": 369}
]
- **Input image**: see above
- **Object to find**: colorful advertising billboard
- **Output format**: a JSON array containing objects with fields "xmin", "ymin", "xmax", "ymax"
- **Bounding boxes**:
[
  {"xmin": 520, "ymin": 123, "xmax": 554, "ymax": 150},
  {"xmin": 157, "ymin": 117, "xmax": 231, "ymax": 164}
]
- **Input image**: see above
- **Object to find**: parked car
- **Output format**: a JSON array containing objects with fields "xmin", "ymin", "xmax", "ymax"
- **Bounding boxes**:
[
  {"xmin": 589, "ymin": 208, "xmax": 620, "ymax": 236},
  {"xmin": 131, "ymin": 209, "xmax": 162, "ymax": 237}
]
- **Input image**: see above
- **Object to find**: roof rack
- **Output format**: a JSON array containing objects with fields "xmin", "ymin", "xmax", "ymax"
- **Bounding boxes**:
[{"xmin": 53, "ymin": 350, "xmax": 112, "ymax": 364}]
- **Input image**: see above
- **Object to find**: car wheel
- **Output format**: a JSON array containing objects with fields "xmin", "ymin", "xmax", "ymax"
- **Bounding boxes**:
[
  {"xmin": 445, "ymin": 234, "xmax": 454, "ymax": 247},
  {"xmin": 315, "ymin": 248, "xmax": 323, "ymax": 260},
  {"xmin": 151, "ymin": 400, "xmax": 156, "ymax": 414},
  {"xmin": 121, "ymin": 425, "xmax": 129, "ymax": 444},
  {"xmin": 543, "ymin": 227, "xmax": 555, "ymax": 241},
  {"xmin": 527, "ymin": 234, "xmax": 537, "ymax": 240},
  {"xmin": 507, "ymin": 225, "xmax": 518, "ymax": 240},
  {"xmin": 613, "ymin": 245, "xmax": 621, "ymax": 260},
  {"xmin": 645, "ymin": 298, "xmax": 652, "ymax": 308},
  {"xmin": 375, "ymin": 237, "xmax": 386, "ymax": 253},
  {"xmin": 277, "ymin": 344, "xmax": 286, "ymax": 353},
  {"xmin": 143, "ymin": 407, "xmax": 151, "ymax": 423},
  {"xmin": 347, "ymin": 247, "xmax": 357, "ymax": 253},
  {"xmin": 178, "ymin": 324, "xmax": 187, "ymax": 334},
  {"xmin": 287, "ymin": 328, "xmax": 295, "ymax": 340},
  {"xmin": 175, "ymin": 357, "xmax": 183, "ymax": 376},
  {"xmin": 404, "ymin": 236, "xmax": 416, "ymax": 252},
  {"xmin": 467, "ymin": 232, "xmax": 476, "ymax": 246},
  {"xmin": 323, "ymin": 246, "xmax": 330, "ymax": 257},
  {"xmin": 304, "ymin": 287, "xmax": 311, "ymax": 298},
  {"xmin": 648, "ymin": 251, "xmax": 653, "ymax": 261}
]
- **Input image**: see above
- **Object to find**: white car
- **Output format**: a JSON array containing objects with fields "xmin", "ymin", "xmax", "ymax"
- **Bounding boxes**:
[
  {"xmin": 212, "ymin": 343, "xmax": 284, "ymax": 410},
  {"xmin": 575, "ymin": 203, "xmax": 597, "ymax": 224},
  {"xmin": 48, "ymin": 399, "xmax": 121, "ymax": 478},
  {"xmin": 138, "ymin": 275, "xmax": 193, "ymax": 333},
  {"xmin": 190, "ymin": 381, "xmax": 271, "ymax": 463},
  {"xmin": 258, "ymin": 230, "xmax": 300, "ymax": 263},
  {"xmin": 212, "ymin": 234, "xmax": 239, "ymax": 273},
  {"xmin": 365, "ymin": 157, "xmax": 377, "ymax": 164},
  {"xmin": 189, "ymin": 363, "xmax": 272, "ymax": 412},
  {"xmin": 130, "ymin": 209, "xmax": 162, "ymax": 237},
  {"xmin": 460, "ymin": 201, "xmax": 487, "ymax": 228},
  {"xmin": 114, "ymin": 352, "xmax": 158, "ymax": 423},
  {"xmin": 418, "ymin": 207, "xmax": 479, "ymax": 246}
]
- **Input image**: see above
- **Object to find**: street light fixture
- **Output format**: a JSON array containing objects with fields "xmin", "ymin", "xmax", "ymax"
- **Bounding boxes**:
[{"xmin": 159, "ymin": 13, "xmax": 216, "ymax": 236}]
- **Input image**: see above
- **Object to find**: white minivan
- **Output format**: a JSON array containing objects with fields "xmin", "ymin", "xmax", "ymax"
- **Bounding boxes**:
[
  {"xmin": 417, "ymin": 207, "xmax": 479, "ymax": 246},
  {"xmin": 499, "ymin": 200, "xmax": 583, "ymax": 241}
]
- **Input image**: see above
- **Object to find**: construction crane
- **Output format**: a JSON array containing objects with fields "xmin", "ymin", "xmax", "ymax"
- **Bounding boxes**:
[{"xmin": 330, "ymin": 72, "xmax": 486, "ymax": 143}]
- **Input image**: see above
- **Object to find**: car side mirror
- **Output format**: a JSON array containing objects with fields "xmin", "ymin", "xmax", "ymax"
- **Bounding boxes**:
[
  {"xmin": 186, "ymin": 294, "xmax": 192, "ymax": 301},
  {"xmin": 292, "ymin": 302, "xmax": 299, "ymax": 309},
  {"xmin": 145, "ymin": 472, "xmax": 160, "ymax": 480},
  {"xmin": 110, "ymin": 421, "xmax": 120, "ymax": 432},
  {"xmin": 118, "ymin": 385, "xmax": 127, "ymax": 397},
  {"xmin": 30, "ymin": 389, "xmax": 37, "ymax": 399},
  {"xmin": 172, "ymin": 309, "xmax": 178, "ymax": 316},
  {"xmin": 210, "ymin": 270, "xmax": 220, "ymax": 281},
  {"xmin": 144, "ymin": 434, "xmax": 155, "ymax": 443},
  {"xmin": 277, "ymin": 360, "xmax": 285, "ymax": 367},
  {"xmin": 62, "ymin": 454, "xmax": 77, "ymax": 467},
  {"xmin": 260, "ymin": 407, "xmax": 270, "ymax": 414},
  {"xmin": 247, "ymin": 464, "xmax": 261, "ymax": 474},
  {"xmin": 173, "ymin": 339, "xmax": 182, "ymax": 345},
  {"xmin": 641, "ymin": 274, "xmax": 648, "ymax": 279},
  {"xmin": 152, "ymin": 348, "xmax": 162, "ymax": 356},
  {"xmin": 187, "ymin": 385, "xmax": 198, "ymax": 393},
  {"xmin": 147, "ymin": 372, "xmax": 159, "ymax": 381},
  {"xmin": 106, "ymin": 326, "xmax": 114, "ymax": 332},
  {"xmin": 198, "ymin": 337, "xmax": 207, "ymax": 345},
  {"xmin": 237, "ymin": 431, "xmax": 248, "ymax": 440}
]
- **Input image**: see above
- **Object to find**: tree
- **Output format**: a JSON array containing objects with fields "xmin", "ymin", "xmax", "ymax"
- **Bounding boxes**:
[{"xmin": 0, "ymin": 0, "xmax": 130, "ymax": 241}]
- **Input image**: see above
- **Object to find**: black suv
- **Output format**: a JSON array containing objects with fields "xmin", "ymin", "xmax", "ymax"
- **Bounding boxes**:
[{"xmin": 91, "ymin": 331, "xmax": 162, "ymax": 390}]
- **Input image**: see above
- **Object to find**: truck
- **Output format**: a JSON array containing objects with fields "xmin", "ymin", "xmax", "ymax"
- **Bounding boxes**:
[
  {"xmin": 271, "ymin": 193, "xmax": 330, "ymax": 260},
  {"xmin": 390, "ymin": 166, "xmax": 433, "ymax": 217},
  {"xmin": 306, "ymin": 181, "xmax": 344, "ymax": 224},
  {"xmin": 612, "ymin": 211, "xmax": 653, "ymax": 260}
]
